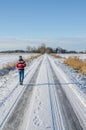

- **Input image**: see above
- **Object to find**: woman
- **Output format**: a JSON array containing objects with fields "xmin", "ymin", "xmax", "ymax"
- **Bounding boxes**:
[{"xmin": 16, "ymin": 56, "xmax": 26, "ymax": 85}]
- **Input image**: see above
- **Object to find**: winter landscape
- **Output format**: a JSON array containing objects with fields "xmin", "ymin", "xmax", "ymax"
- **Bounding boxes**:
[
  {"xmin": 0, "ymin": 53, "xmax": 85, "ymax": 130},
  {"xmin": 0, "ymin": 0, "xmax": 86, "ymax": 130}
]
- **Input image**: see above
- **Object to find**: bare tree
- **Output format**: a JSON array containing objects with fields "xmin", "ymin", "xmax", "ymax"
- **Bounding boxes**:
[
  {"xmin": 27, "ymin": 46, "xmax": 32, "ymax": 52},
  {"xmin": 38, "ymin": 43, "xmax": 46, "ymax": 54}
]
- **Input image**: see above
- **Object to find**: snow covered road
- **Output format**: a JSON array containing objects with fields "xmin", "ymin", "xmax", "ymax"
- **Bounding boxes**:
[
  {"xmin": 1, "ymin": 54, "xmax": 86, "ymax": 130},
  {"xmin": 0, "ymin": 55, "xmax": 42, "ymax": 130}
]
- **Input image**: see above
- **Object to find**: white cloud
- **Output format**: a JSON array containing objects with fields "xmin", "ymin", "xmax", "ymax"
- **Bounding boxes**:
[{"xmin": 0, "ymin": 37, "xmax": 86, "ymax": 51}]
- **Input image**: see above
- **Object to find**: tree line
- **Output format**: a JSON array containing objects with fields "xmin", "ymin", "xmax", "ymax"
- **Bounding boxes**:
[
  {"xmin": 27, "ymin": 43, "xmax": 53, "ymax": 54},
  {"xmin": 26, "ymin": 43, "xmax": 85, "ymax": 54},
  {"xmin": 0, "ymin": 43, "xmax": 85, "ymax": 54}
]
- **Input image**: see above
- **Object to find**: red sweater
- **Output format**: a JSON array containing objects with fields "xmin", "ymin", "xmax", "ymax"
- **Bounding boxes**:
[{"xmin": 16, "ymin": 60, "xmax": 26, "ymax": 69}]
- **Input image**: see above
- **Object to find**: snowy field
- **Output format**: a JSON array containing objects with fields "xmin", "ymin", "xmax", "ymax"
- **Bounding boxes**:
[
  {"xmin": 0, "ymin": 53, "xmax": 37, "ymax": 69},
  {"xmin": 59, "ymin": 53, "xmax": 86, "ymax": 60},
  {"xmin": 0, "ymin": 53, "xmax": 86, "ymax": 130}
]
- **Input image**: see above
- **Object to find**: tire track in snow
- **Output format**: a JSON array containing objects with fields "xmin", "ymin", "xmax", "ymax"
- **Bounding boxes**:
[
  {"xmin": 1, "ymin": 57, "xmax": 42, "ymax": 130},
  {"xmin": 1, "ymin": 54, "xmax": 84, "ymax": 130},
  {"xmin": 46, "ymin": 57, "xmax": 65, "ymax": 130},
  {"xmin": 24, "ymin": 55, "xmax": 53, "ymax": 130},
  {"xmin": 48, "ymin": 56, "xmax": 83, "ymax": 130}
]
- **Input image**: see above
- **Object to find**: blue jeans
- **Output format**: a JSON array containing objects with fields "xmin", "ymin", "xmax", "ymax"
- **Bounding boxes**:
[{"xmin": 19, "ymin": 69, "xmax": 24, "ymax": 83}]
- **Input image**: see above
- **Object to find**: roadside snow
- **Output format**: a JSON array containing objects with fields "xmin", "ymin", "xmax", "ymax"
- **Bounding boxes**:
[
  {"xmin": 54, "ymin": 56, "xmax": 86, "ymax": 94},
  {"xmin": 49, "ymin": 55, "xmax": 86, "ymax": 129}
]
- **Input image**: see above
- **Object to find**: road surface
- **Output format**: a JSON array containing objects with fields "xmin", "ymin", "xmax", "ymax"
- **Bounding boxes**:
[{"xmin": 1, "ymin": 54, "xmax": 85, "ymax": 130}]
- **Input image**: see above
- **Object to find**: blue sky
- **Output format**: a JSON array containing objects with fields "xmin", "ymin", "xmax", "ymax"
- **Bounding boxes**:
[{"xmin": 0, "ymin": 0, "xmax": 86, "ymax": 51}]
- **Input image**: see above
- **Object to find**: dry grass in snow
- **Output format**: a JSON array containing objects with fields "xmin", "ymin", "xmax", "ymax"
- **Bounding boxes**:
[
  {"xmin": 0, "ymin": 54, "xmax": 41, "ymax": 71},
  {"xmin": 51, "ymin": 54, "xmax": 62, "ymax": 58},
  {"xmin": 64, "ymin": 57, "xmax": 86, "ymax": 75}
]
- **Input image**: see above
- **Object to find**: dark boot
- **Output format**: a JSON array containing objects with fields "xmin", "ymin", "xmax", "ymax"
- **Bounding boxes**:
[{"xmin": 20, "ymin": 82, "xmax": 23, "ymax": 85}]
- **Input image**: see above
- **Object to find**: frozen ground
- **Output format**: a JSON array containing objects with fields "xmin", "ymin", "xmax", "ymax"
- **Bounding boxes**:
[{"xmin": 0, "ymin": 54, "xmax": 86, "ymax": 130}]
